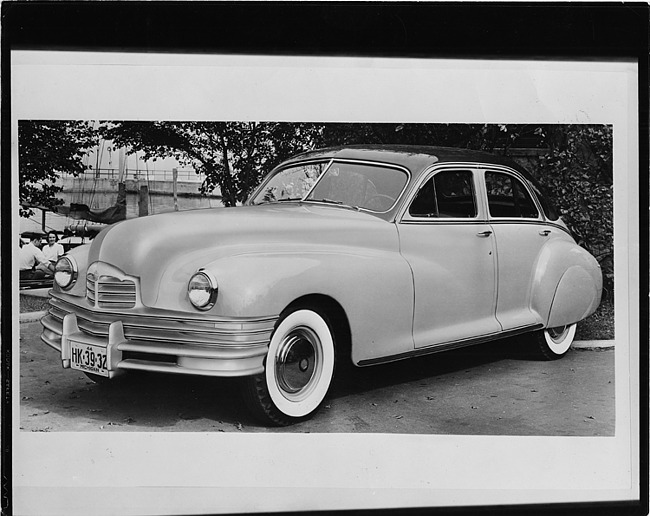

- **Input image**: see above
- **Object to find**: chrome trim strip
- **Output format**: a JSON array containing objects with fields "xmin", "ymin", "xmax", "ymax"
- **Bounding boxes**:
[
  {"xmin": 304, "ymin": 158, "xmax": 412, "ymax": 215},
  {"xmin": 397, "ymin": 162, "xmax": 551, "ymax": 225},
  {"xmin": 357, "ymin": 324, "xmax": 544, "ymax": 366},
  {"xmin": 117, "ymin": 340, "xmax": 268, "ymax": 359},
  {"xmin": 301, "ymin": 158, "xmax": 334, "ymax": 199},
  {"xmin": 41, "ymin": 307, "xmax": 270, "ymax": 378},
  {"xmin": 398, "ymin": 219, "xmax": 571, "ymax": 235},
  {"xmin": 400, "ymin": 166, "xmax": 481, "ymax": 222},
  {"xmin": 480, "ymin": 166, "xmax": 544, "ymax": 221},
  {"xmin": 251, "ymin": 157, "xmax": 412, "ymax": 215},
  {"xmin": 44, "ymin": 312, "xmax": 273, "ymax": 347},
  {"xmin": 118, "ymin": 359, "xmax": 264, "ymax": 377},
  {"xmin": 250, "ymin": 157, "xmax": 333, "ymax": 204},
  {"xmin": 49, "ymin": 291, "xmax": 277, "ymax": 328},
  {"xmin": 486, "ymin": 219, "xmax": 571, "ymax": 235},
  {"xmin": 43, "ymin": 292, "xmax": 278, "ymax": 354},
  {"xmin": 397, "ymin": 163, "xmax": 480, "ymax": 222}
]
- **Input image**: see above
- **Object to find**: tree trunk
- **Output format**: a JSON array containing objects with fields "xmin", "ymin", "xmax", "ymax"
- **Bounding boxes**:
[{"xmin": 218, "ymin": 132, "xmax": 236, "ymax": 207}]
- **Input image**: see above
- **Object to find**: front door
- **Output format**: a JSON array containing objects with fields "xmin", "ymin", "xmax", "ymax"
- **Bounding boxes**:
[{"xmin": 398, "ymin": 168, "xmax": 501, "ymax": 349}]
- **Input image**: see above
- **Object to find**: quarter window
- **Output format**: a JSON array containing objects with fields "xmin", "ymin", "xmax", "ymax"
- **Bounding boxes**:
[
  {"xmin": 485, "ymin": 172, "xmax": 539, "ymax": 219},
  {"xmin": 409, "ymin": 170, "xmax": 477, "ymax": 218}
]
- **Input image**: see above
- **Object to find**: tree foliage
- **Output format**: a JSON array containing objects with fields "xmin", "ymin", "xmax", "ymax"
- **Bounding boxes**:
[
  {"xmin": 18, "ymin": 120, "xmax": 96, "ymax": 217},
  {"xmin": 100, "ymin": 122, "xmax": 323, "ymax": 207},
  {"xmin": 532, "ymin": 125, "xmax": 614, "ymax": 295}
]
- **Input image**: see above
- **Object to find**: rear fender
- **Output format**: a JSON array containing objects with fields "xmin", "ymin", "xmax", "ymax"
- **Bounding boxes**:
[
  {"xmin": 547, "ymin": 265, "xmax": 602, "ymax": 328},
  {"xmin": 531, "ymin": 239, "xmax": 602, "ymax": 327}
]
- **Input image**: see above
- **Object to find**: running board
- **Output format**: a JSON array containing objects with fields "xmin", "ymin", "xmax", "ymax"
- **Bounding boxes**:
[{"xmin": 357, "ymin": 324, "xmax": 544, "ymax": 367}]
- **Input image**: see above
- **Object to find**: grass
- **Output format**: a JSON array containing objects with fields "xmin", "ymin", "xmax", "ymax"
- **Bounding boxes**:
[
  {"xmin": 20, "ymin": 292, "xmax": 615, "ymax": 341},
  {"xmin": 575, "ymin": 298, "xmax": 614, "ymax": 341},
  {"xmin": 19, "ymin": 294, "xmax": 50, "ymax": 314}
]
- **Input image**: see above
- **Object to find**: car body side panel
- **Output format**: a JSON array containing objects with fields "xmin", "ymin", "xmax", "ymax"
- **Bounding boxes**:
[
  {"xmin": 200, "ymin": 249, "xmax": 416, "ymax": 364},
  {"xmin": 489, "ymin": 222, "xmax": 552, "ymax": 330},
  {"xmin": 547, "ymin": 265, "xmax": 601, "ymax": 327},
  {"xmin": 530, "ymin": 237, "xmax": 602, "ymax": 326},
  {"xmin": 397, "ymin": 221, "xmax": 501, "ymax": 347}
]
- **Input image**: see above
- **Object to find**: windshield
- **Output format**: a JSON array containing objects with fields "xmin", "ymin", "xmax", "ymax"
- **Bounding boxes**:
[
  {"xmin": 251, "ymin": 162, "xmax": 329, "ymax": 204},
  {"xmin": 252, "ymin": 160, "xmax": 409, "ymax": 212}
]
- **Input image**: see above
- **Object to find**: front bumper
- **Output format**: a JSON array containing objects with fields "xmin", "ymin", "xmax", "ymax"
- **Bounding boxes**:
[{"xmin": 41, "ymin": 291, "xmax": 277, "ymax": 378}]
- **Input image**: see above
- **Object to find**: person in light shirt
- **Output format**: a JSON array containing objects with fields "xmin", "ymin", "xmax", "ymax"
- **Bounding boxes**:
[
  {"xmin": 19, "ymin": 234, "xmax": 53, "ymax": 279},
  {"xmin": 42, "ymin": 231, "xmax": 65, "ymax": 265}
]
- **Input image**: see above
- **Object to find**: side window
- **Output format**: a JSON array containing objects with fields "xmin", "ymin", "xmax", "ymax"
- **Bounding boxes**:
[
  {"xmin": 485, "ymin": 172, "xmax": 539, "ymax": 219},
  {"xmin": 408, "ymin": 170, "xmax": 477, "ymax": 218}
]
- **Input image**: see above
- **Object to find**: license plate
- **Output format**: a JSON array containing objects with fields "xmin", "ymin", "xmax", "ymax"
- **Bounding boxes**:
[{"xmin": 70, "ymin": 342, "xmax": 109, "ymax": 377}]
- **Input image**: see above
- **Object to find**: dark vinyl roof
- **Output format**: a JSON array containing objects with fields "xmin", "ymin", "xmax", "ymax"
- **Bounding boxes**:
[{"xmin": 286, "ymin": 145, "xmax": 535, "ymax": 182}]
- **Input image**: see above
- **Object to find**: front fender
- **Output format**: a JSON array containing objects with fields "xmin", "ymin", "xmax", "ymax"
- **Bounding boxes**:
[{"xmin": 203, "ymin": 248, "xmax": 415, "ymax": 363}]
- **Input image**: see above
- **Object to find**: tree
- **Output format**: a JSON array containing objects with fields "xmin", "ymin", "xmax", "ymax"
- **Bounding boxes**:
[
  {"xmin": 532, "ymin": 125, "xmax": 614, "ymax": 296},
  {"xmin": 100, "ymin": 121, "xmax": 323, "ymax": 207},
  {"xmin": 18, "ymin": 120, "xmax": 96, "ymax": 218}
]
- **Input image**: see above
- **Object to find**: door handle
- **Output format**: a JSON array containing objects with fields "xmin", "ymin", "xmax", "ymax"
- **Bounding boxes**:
[
  {"xmin": 476, "ymin": 230, "xmax": 493, "ymax": 237},
  {"xmin": 539, "ymin": 230, "xmax": 551, "ymax": 236}
]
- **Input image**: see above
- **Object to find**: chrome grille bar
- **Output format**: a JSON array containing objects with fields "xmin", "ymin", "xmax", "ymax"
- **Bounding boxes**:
[
  {"xmin": 47, "ymin": 292, "xmax": 277, "ymax": 348},
  {"xmin": 86, "ymin": 274, "xmax": 136, "ymax": 308}
]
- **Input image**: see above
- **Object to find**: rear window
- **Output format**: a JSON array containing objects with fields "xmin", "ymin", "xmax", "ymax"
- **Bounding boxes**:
[{"xmin": 485, "ymin": 172, "xmax": 539, "ymax": 219}]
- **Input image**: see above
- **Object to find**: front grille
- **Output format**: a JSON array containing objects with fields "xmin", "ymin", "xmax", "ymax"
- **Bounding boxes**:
[{"xmin": 87, "ymin": 274, "xmax": 137, "ymax": 309}]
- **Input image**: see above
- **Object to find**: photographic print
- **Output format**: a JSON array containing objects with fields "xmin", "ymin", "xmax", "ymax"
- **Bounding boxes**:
[
  {"xmin": 18, "ymin": 120, "xmax": 614, "ymax": 436},
  {"xmin": 7, "ymin": 33, "xmax": 642, "ymax": 516}
]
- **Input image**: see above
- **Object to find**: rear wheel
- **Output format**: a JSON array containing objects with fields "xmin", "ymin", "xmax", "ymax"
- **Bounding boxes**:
[
  {"xmin": 243, "ymin": 307, "xmax": 336, "ymax": 426},
  {"xmin": 531, "ymin": 323, "xmax": 577, "ymax": 360}
]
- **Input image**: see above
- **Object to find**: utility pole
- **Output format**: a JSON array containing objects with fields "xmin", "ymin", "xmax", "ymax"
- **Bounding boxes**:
[
  {"xmin": 173, "ymin": 168, "xmax": 179, "ymax": 211},
  {"xmin": 139, "ymin": 185, "xmax": 149, "ymax": 217}
]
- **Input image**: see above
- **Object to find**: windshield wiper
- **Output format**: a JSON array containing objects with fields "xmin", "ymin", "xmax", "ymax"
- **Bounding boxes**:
[
  {"xmin": 312, "ymin": 198, "xmax": 342, "ymax": 205},
  {"xmin": 257, "ymin": 197, "xmax": 302, "ymax": 204},
  {"xmin": 309, "ymin": 198, "xmax": 361, "ymax": 211}
]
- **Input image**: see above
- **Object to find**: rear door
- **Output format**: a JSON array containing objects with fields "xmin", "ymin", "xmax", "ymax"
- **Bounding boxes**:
[
  {"xmin": 482, "ymin": 168, "xmax": 552, "ymax": 330},
  {"xmin": 398, "ymin": 167, "xmax": 501, "ymax": 348}
]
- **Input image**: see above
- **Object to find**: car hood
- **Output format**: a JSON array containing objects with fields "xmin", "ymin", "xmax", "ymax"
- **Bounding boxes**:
[{"xmin": 89, "ymin": 203, "xmax": 398, "ymax": 307}]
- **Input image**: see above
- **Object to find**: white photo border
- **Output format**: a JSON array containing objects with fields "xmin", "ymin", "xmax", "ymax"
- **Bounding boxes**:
[{"xmin": 11, "ymin": 52, "xmax": 640, "ymax": 515}]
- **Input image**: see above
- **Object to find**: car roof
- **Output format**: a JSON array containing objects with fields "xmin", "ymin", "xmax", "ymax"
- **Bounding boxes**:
[{"xmin": 285, "ymin": 144, "xmax": 536, "ymax": 182}]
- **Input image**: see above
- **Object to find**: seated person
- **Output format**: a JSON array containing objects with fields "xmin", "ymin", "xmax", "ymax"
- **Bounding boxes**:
[
  {"xmin": 42, "ymin": 231, "xmax": 64, "ymax": 265},
  {"xmin": 19, "ymin": 234, "xmax": 54, "ymax": 279}
]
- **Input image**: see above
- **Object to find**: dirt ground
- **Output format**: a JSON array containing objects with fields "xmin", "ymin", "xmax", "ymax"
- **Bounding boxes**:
[{"xmin": 18, "ymin": 320, "xmax": 615, "ymax": 435}]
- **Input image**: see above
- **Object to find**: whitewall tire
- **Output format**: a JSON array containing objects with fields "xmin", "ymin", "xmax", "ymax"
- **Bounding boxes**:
[
  {"xmin": 243, "ymin": 307, "xmax": 336, "ymax": 426},
  {"xmin": 533, "ymin": 323, "xmax": 577, "ymax": 360}
]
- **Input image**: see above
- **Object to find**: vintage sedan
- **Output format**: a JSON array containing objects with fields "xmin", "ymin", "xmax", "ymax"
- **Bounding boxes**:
[{"xmin": 41, "ymin": 145, "xmax": 602, "ymax": 425}]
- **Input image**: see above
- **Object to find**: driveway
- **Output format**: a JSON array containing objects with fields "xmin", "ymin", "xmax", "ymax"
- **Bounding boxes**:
[{"xmin": 18, "ymin": 320, "xmax": 615, "ymax": 435}]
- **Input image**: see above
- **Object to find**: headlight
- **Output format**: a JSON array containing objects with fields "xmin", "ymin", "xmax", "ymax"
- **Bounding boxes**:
[
  {"xmin": 54, "ymin": 256, "xmax": 77, "ymax": 290},
  {"xmin": 188, "ymin": 270, "xmax": 217, "ymax": 310}
]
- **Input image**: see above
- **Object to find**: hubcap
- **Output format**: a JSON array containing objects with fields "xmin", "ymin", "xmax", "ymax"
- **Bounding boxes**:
[
  {"xmin": 547, "ymin": 325, "xmax": 569, "ymax": 343},
  {"xmin": 275, "ymin": 326, "xmax": 320, "ymax": 396}
]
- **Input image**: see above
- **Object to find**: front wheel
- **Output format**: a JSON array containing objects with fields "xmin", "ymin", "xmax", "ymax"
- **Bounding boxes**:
[
  {"xmin": 243, "ymin": 307, "xmax": 336, "ymax": 426},
  {"xmin": 531, "ymin": 323, "xmax": 577, "ymax": 360}
]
